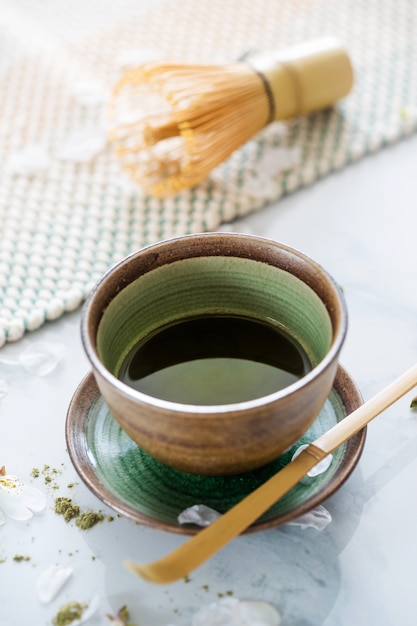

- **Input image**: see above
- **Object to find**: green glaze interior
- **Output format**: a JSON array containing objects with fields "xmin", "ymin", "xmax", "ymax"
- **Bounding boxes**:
[{"xmin": 97, "ymin": 256, "xmax": 333, "ymax": 385}]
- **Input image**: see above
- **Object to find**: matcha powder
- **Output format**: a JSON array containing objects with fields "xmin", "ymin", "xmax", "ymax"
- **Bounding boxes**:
[
  {"xmin": 54, "ymin": 496, "xmax": 105, "ymax": 530},
  {"xmin": 52, "ymin": 601, "xmax": 87, "ymax": 626},
  {"xmin": 75, "ymin": 511, "xmax": 104, "ymax": 530},
  {"xmin": 54, "ymin": 497, "xmax": 80, "ymax": 523}
]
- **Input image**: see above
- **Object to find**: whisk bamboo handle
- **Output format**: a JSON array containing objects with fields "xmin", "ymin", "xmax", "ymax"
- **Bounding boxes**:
[{"xmin": 251, "ymin": 37, "xmax": 354, "ymax": 121}]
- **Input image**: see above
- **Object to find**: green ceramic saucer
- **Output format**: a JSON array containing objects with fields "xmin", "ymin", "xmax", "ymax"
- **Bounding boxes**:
[{"xmin": 65, "ymin": 366, "xmax": 366, "ymax": 535}]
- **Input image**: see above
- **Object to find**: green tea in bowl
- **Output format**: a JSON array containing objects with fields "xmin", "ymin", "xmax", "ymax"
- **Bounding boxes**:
[{"xmin": 118, "ymin": 314, "xmax": 312, "ymax": 405}]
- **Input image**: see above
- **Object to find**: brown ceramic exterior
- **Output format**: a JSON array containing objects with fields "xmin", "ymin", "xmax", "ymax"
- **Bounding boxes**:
[{"xmin": 81, "ymin": 233, "xmax": 348, "ymax": 475}]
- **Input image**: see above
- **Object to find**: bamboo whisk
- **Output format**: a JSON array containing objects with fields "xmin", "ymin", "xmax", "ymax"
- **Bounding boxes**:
[{"xmin": 108, "ymin": 38, "xmax": 354, "ymax": 198}]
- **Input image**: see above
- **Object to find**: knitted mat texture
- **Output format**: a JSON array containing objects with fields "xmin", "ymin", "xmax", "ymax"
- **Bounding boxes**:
[{"xmin": 0, "ymin": 0, "xmax": 416, "ymax": 346}]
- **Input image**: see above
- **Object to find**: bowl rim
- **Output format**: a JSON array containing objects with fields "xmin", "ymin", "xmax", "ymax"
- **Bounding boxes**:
[{"xmin": 81, "ymin": 232, "xmax": 348, "ymax": 415}]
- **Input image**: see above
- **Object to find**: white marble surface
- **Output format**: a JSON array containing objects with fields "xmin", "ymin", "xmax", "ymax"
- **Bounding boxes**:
[{"xmin": 1, "ymin": 134, "xmax": 417, "ymax": 626}]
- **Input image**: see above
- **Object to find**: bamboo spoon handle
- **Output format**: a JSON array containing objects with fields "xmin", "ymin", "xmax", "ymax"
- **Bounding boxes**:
[
  {"xmin": 315, "ymin": 363, "xmax": 417, "ymax": 453},
  {"xmin": 126, "ymin": 363, "xmax": 417, "ymax": 584}
]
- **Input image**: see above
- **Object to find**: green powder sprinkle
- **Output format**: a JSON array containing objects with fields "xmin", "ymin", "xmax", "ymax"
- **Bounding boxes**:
[
  {"xmin": 55, "ymin": 497, "xmax": 80, "ymax": 523},
  {"xmin": 55, "ymin": 496, "xmax": 105, "ymax": 530},
  {"xmin": 13, "ymin": 555, "xmax": 30, "ymax": 562},
  {"xmin": 41, "ymin": 464, "xmax": 62, "ymax": 489},
  {"xmin": 52, "ymin": 601, "xmax": 87, "ymax": 626},
  {"xmin": 75, "ymin": 512, "xmax": 104, "ymax": 530},
  {"xmin": 217, "ymin": 591, "xmax": 233, "ymax": 598},
  {"xmin": 31, "ymin": 468, "xmax": 39, "ymax": 478},
  {"xmin": 410, "ymin": 396, "xmax": 417, "ymax": 409}
]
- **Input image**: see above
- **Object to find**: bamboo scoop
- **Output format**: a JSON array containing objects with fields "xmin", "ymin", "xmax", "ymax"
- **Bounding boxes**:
[
  {"xmin": 109, "ymin": 37, "xmax": 353, "ymax": 197},
  {"xmin": 126, "ymin": 363, "xmax": 417, "ymax": 584}
]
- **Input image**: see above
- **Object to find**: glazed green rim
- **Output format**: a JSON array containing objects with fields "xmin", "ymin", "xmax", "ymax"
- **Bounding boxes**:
[
  {"xmin": 97, "ymin": 256, "xmax": 332, "ymax": 377},
  {"xmin": 65, "ymin": 368, "xmax": 366, "ymax": 535},
  {"xmin": 86, "ymin": 234, "xmax": 345, "ymax": 412}
]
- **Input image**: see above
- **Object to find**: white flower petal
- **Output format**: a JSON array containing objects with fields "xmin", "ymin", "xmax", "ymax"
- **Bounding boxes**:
[
  {"xmin": 19, "ymin": 484, "xmax": 46, "ymax": 514},
  {"xmin": 36, "ymin": 565, "xmax": 73, "ymax": 603},
  {"xmin": 0, "ymin": 379, "xmax": 9, "ymax": 399},
  {"xmin": 178, "ymin": 504, "xmax": 221, "ymax": 527},
  {"xmin": 242, "ymin": 173, "xmax": 280, "ymax": 199},
  {"xmin": 192, "ymin": 598, "xmax": 281, "ymax": 626},
  {"xmin": 58, "ymin": 129, "xmax": 107, "ymax": 163},
  {"xmin": 6, "ymin": 144, "xmax": 51, "ymax": 176},
  {"xmin": 0, "ymin": 357, "xmax": 20, "ymax": 367},
  {"xmin": 239, "ymin": 601, "xmax": 282, "ymax": 626},
  {"xmin": 116, "ymin": 47, "xmax": 164, "ymax": 69},
  {"xmin": 257, "ymin": 146, "xmax": 301, "ymax": 177},
  {"xmin": 0, "ymin": 474, "xmax": 46, "ymax": 522},
  {"xmin": 0, "ymin": 475, "xmax": 23, "ymax": 495},
  {"xmin": 288, "ymin": 505, "xmax": 332, "ymax": 531},
  {"xmin": 291, "ymin": 444, "xmax": 333, "ymax": 483},
  {"xmin": 0, "ymin": 494, "xmax": 34, "ymax": 521},
  {"xmin": 71, "ymin": 81, "xmax": 107, "ymax": 107},
  {"xmin": 19, "ymin": 341, "xmax": 66, "ymax": 376},
  {"xmin": 192, "ymin": 597, "xmax": 238, "ymax": 626}
]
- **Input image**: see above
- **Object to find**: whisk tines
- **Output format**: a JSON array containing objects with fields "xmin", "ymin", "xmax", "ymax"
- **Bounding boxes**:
[
  {"xmin": 107, "ymin": 39, "xmax": 354, "ymax": 197},
  {"xmin": 108, "ymin": 62, "xmax": 270, "ymax": 197}
]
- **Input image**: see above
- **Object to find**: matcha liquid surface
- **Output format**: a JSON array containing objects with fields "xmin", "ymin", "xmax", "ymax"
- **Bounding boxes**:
[{"xmin": 119, "ymin": 315, "xmax": 311, "ymax": 405}]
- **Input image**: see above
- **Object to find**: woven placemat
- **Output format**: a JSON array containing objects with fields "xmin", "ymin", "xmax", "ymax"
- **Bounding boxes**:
[{"xmin": 0, "ymin": 0, "xmax": 416, "ymax": 346}]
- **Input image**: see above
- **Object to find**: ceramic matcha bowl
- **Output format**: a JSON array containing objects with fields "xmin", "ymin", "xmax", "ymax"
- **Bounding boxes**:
[{"xmin": 81, "ymin": 232, "xmax": 347, "ymax": 475}]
